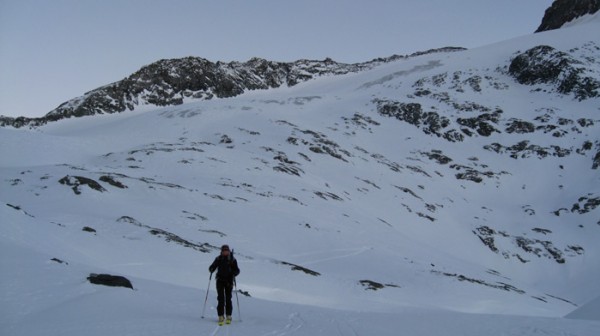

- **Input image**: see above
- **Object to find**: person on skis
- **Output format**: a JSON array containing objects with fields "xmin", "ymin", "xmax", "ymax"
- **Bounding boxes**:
[{"xmin": 209, "ymin": 244, "xmax": 240, "ymax": 325}]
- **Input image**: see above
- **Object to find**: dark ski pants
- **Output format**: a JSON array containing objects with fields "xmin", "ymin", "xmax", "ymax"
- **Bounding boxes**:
[{"xmin": 216, "ymin": 280, "xmax": 233, "ymax": 316}]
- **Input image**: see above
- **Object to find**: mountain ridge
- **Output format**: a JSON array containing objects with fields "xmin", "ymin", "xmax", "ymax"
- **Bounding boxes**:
[{"xmin": 0, "ymin": 47, "xmax": 465, "ymax": 129}]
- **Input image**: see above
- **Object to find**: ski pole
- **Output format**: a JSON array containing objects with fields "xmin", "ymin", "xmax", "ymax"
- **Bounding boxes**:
[
  {"xmin": 234, "ymin": 277, "xmax": 241, "ymax": 322},
  {"xmin": 201, "ymin": 272, "xmax": 213, "ymax": 319}
]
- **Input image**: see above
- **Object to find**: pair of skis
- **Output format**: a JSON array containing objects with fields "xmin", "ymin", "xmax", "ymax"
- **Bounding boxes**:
[
  {"xmin": 210, "ymin": 318, "xmax": 235, "ymax": 336},
  {"xmin": 218, "ymin": 317, "xmax": 232, "ymax": 326}
]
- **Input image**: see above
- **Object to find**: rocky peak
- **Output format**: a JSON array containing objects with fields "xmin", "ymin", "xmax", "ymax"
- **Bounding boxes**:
[
  {"xmin": 536, "ymin": 0, "xmax": 600, "ymax": 32},
  {"xmin": 0, "ymin": 47, "xmax": 464, "ymax": 129}
]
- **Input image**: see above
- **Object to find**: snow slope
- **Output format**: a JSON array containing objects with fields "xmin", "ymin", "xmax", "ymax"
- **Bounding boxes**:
[
  {"xmin": 1, "ymin": 13, "xmax": 600, "ymax": 336},
  {"xmin": 567, "ymin": 295, "xmax": 600, "ymax": 321}
]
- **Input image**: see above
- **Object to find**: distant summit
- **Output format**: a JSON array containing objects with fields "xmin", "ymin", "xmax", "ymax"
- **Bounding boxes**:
[
  {"xmin": 0, "ymin": 48, "xmax": 463, "ymax": 129},
  {"xmin": 536, "ymin": 0, "xmax": 600, "ymax": 32}
]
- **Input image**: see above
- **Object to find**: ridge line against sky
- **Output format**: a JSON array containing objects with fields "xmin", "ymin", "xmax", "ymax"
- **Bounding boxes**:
[{"xmin": 0, "ymin": 0, "xmax": 553, "ymax": 118}]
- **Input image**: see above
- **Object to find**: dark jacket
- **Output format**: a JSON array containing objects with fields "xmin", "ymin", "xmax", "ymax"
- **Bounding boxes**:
[{"xmin": 209, "ymin": 255, "xmax": 240, "ymax": 283}]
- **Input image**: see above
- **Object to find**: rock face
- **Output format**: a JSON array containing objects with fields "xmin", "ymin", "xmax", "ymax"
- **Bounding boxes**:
[
  {"xmin": 536, "ymin": 0, "xmax": 600, "ymax": 32},
  {"xmin": 0, "ymin": 48, "xmax": 464, "ymax": 129},
  {"xmin": 508, "ymin": 45, "xmax": 600, "ymax": 100}
]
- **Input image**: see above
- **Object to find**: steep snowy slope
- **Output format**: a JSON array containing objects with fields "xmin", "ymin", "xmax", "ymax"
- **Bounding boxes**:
[{"xmin": 1, "ymin": 10, "xmax": 600, "ymax": 336}]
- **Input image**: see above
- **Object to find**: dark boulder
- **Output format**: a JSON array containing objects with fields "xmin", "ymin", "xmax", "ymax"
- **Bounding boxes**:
[
  {"xmin": 50, "ymin": 258, "xmax": 68, "ymax": 265},
  {"xmin": 87, "ymin": 273, "xmax": 134, "ymax": 289},
  {"xmin": 82, "ymin": 226, "xmax": 97, "ymax": 233}
]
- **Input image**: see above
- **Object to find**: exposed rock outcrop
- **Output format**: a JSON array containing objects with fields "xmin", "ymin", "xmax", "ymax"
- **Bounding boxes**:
[
  {"xmin": 508, "ymin": 45, "xmax": 600, "ymax": 100},
  {"xmin": 536, "ymin": 0, "xmax": 600, "ymax": 33}
]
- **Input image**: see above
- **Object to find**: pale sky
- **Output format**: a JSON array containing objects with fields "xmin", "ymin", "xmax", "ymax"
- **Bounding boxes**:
[{"xmin": 0, "ymin": 0, "xmax": 553, "ymax": 118}]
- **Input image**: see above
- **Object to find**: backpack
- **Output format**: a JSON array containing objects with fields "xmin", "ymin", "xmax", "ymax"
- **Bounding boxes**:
[{"xmin": 213, "ymin": 252, "xmax": 239, "ymax": 281}]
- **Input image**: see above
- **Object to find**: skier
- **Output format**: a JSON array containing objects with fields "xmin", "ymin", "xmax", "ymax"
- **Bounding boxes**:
[{"xmin": 208, "ymin": 244, "xmax": 240, "ymax": 325}]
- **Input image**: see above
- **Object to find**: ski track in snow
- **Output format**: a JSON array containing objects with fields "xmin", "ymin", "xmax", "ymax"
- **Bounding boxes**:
[
  {"xmin": 210, "ymin": 325, "xmax": 220, "ymax": 336},
  {"xmin": 287, "ymin": 247, "xmax": 372, "ymax": 265},
  {"xmin": 260, "ymin": 313, "xmax": 305, "ymax": 336}
]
